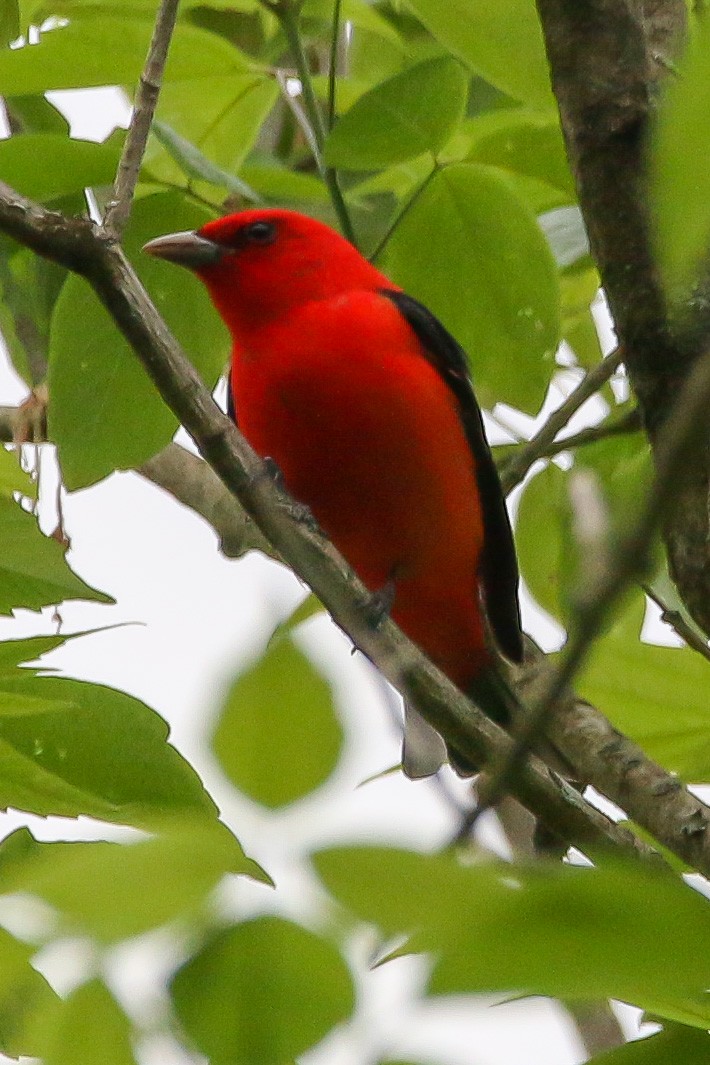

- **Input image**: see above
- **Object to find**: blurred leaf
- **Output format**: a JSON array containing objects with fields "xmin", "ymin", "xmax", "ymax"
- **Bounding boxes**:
[
  {"xmin": 171, "ymin": 917, "xmax": 355, "ymax": 1065},
  {"xmin": 560, "ymin": 261, "xmax": 603, "ymax": 368},
  {"xmin": 593, "ymin": 1024, "xmax": 710, "ymax": 1063},
  {"xmin": 0, "ymin": 669, "xmax": 218, "ymax": 825},
  {"xmin": 4, "ymin": 93, "xmax": 70, "ymax": 134},
  {"xmin": 0, "ymin": 0, "xmax": 19, "ymax": 45},
  {"xmin": 0, "ymin": 17, "xmax": 249, "ymax": 93},
  {"xmin": 383, "ymin": 163, "xmax": 560, "ymax": 412},
  {"xmin": 152, "ymin": 121, "xmax": 261, "ymax": 201},
  {"xmin": 0, "ymin": 233, "xmax": 67, "ymax": 386},
  {"xmin": 0, "ymin": 448, "xmax": 35, "ymax": 499},
  {"xmin": 0, "ymin": 497, "xmax": 111, "ymax": 614},
  {"xmin": 147, "ymin": 74, "xmax": 278, "ymax": 190},
  {"xmin": 38, "ymin": 980, "xmax": 136, "ymax": 1065},
  {"xmin": 578, "ymin": 593, "xmax": 710, "ymax": 782},
  {"xmin": 0, "ymin": 634, "xmax": 65, "ymax": 669},
  {"xmin": 406, "ymin": 0, "xmax": 553, "ymax": 111},
  {"xmin": 0, "ymin": 820, "xmax": 268, "ymax": 942},
  {"xmin": 467, "ymin": 110, "xmax": 575, "ymax": 196},
  {"xmin": 0, "ymin": 133, "xmax": 121, "ymax": 201},
  {"xmin": 240, "ymin": 162, "xmax": 328, "ymax": 204},
  {"xmin": 516, "ymin": 463, "xmax": 569, "ymax": 622},
  {"xmin": 652, "ymin": 13, "xmax": 710, "ymax": 288},
  {"xmin": 212, "ymin": 633, "xmax": 342, "ymax": 807},
  {"xmin": 0, "ymin": 926, "xmax": 60, "ymax": 1058},
  {"xmin": 48, "ymin": 191, "xmax": 229, "ymax": 489},
  {"xmin": 316, "ymin": 847, "xmax": 710, "ymax": 1027},
  {"xmin": 325, "ymin": 56, "xmax": 468, "ymax": 168}
]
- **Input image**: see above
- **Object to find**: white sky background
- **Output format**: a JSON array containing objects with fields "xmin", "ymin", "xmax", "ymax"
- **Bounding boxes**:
[{"xmin": 0, "ymin": 87, "xmax": 658, "ymax": 1065}]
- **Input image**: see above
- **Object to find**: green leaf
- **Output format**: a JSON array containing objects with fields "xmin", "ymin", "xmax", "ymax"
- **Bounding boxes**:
[
  {"xmin": 4, "ymin": 93, "xmax": 70, "ymax": 135},
  {"xmin": 212, "ymin": 634, "xmax": 342, "ymax": 807},
  {"xmin": 0, "ymin": 133, "xmax": 121, "ymax": 202},
  {"xmin": 0, "ymin": 0, "xmax": 19, "ymax": 46},
  {"xmin": 0, "ymin": 447, "xmax": 36, "ymax": 499},
  {"xmin": 652, "ymin": 13, "xmax": 710, "ymax": 289},
  {"xmin": 152, "ymin": 121, "xmax": 261, "ymax": 201},
  {"xmin": 146, "ymin": 74, "xmax": 279, "ymax": 190},
  {"xmin": 592, "ymin": 1024, "xmax": 710, "ymax": 1064},
  {"xmin": 0, "ymin": 233, "xmax": 67, "ymax": 386},
  {"xmin": 171, "ymin": 917, "xmax": 355, "ymax": 1065},
  {"xmin": 316, "ymin": 847, "xmax": 710, "ymax": 1027},
  {"xmin": 38, "ymin": 980, "xmax": 137, "ymax": 1065},
  {"xmin": 0, "ymin": 670, "xmax": 218, "ymax": 825},
  {"xmin": 0, "ymin": 926, "xmax": 60, "ymax": 1057},
  {"xmin": 0, "ymin": 820, "xmax": 268, "ymax": 942},
  {"xmin": 48, "ymin": 191, "xmax": 229, "ymax": 489},
  {"xmin": 516, "ymin": 463, "xmax": 570, "ymax": 623},
  {"xmin": 467, "ymin": 110, "xmax": 575, "ymax": 197},
  {"xmin": 0, "ymin": 17, "xmax": 249, "ymax": 94},
  {"xmin": 0, "ymin": 497, "xmax": 110, "ymax": 614},
  {"xmin": 405, "ymin": 0, "xmax": 554, "ymax": 111},
  {"xmin": 324, "ymin": 56, "xmax": 468, "ymax": 169},
  {"xmin": 240, "ymin": 163, "xmax": 328, "ymax": 204},
  {"xmin": 578, "ymin": 593, "xmax": 710, "ymax": 782},
  {"xmin": 383, "ymin": 163, "xmax": 560, "ymax": 412}
]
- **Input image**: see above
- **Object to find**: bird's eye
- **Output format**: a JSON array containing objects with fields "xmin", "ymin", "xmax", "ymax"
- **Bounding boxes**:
[{"xmin": 244, "ymin": 220, "xmax": 277, "ymax": 246}]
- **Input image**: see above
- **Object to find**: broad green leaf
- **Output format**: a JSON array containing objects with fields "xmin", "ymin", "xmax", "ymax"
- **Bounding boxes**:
[
  {"xmin": 48, "ymin": 192, "xmax": 229, "ymax": 488},
  {"xmin": 0, "ymin": 447, "xmax": 35, "ymax": 499},
  {"xmin": 467, "ymin": 110, "xmax": 575, "ymax": 197},
  {"xmin": 0, "ymin": 0, "xmax": 19, "ymax": 45},
  {"xmin": 0, "ymin": 634, "xmax": 64, "ymax": 670},
  {"xmin": 0, "ymin": 17, "xmax": 249, "ymax": 94},
  {"xmin": 0, "ymin": 133, "xmax": 121, "ymax": 202},
  {"xmin": 324, "ymin": 56, "xmax": 468, "ymax": 168},
  {"xmin": 212, "ymin": 634, "xmax": 342, "ymax": 807},
  {"xmin": 3, "ymin": 93, "xmax": 70, "ymax": 134},
  {"xmin": 240, "ymin": 163, "xmax": 328, "ymax": 204},
  {"xmin": 0, "ymin": 233, "xmax": 66, "ymax": 386},
  {"xmin": 0, "ymin": 671, "xmax": 217, "ymax": 825},
  {"xmin": 0, "ymin": 820, "xmax": 268, "ymax": 942},
  {"xmin": 406, "ymin": 0, "xmax": 554, "ymax": 111},
  {"xmin": 39, "ymin": 980, "xmax": 136, "ymax": 1065},
  {"xmin": 653, "ymin": 14, "xmax": 710, "ymax": 288},
  {"xmin": 578, "ymin": 594, "xmax": 710, "ymax": 782},
  {"xmin": 0, "ymin": 926, "xmax": 60, "ymax": 1058},
  {"xmin": 593, "ymin": 1024, "xmax": 710, "ymax": 1064},
  {"xmin": 151, "ymin": 121, "xmax": 261, "ymax": 201},
  {"xmin": 0, "ymin": 497, "xmax": 110, "ymax": 613},
  {"xmin": 171, "ymin": 917, "xmax": 355, "ymax": 1065},
  {"xmin": 383, "ymin": 163, "xmax": 560, "ymax": 412},
  {"xmin": 316, "ymin": 847, "xmax": 710, "ymax": 1027},
  {"xmin": 516, "ymin": 463, "xmax": 569, "ymax": 622},
  {"xmin": 146, "ymin": 75, "xmax": 279, "ymax": 191}
]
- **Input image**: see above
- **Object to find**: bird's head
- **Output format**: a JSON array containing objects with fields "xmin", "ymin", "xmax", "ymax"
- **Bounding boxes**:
[{"xmin": 143, "ymin": 208, "xmax": 389, "ymax": 334}]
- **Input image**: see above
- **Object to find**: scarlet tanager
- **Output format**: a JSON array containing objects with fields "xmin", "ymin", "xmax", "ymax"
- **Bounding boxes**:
[{"xmin": 144, "ymin": 209, "xmax": 523, "ymax": 776}]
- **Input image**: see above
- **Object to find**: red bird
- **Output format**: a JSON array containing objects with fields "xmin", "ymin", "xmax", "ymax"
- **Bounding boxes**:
[{"xmin": 144, "ymin": 209, "xmax": 523, "ymax": 776}]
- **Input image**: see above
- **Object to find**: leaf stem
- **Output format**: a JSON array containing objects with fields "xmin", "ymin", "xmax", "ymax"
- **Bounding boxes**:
[
  {"xmin": 369, "ymin": 161, "xmax": 440, "ymax": 264},
  {"xmin": 275, "ymin": 0, "xmax": 355, "ymax": 244}
]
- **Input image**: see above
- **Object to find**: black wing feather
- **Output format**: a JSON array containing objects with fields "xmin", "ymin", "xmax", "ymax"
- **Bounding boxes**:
[{"xmin": 381, "ymin": 290, "xmax": 523, "ymax": 664}]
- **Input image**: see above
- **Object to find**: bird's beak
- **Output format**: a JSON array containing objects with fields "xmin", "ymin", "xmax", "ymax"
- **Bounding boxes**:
[{"xmin": 142, "ymin": 230, "xmax": 224, "ymax": 269}]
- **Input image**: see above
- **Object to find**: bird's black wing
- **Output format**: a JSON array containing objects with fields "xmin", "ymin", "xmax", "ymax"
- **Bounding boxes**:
[{"xmin": 380, "ymin": 289, "xmax": 523, "ymax": 664}]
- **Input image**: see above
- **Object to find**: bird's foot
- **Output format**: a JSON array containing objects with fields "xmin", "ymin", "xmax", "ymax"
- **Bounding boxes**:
[{"xmin": 364, "ymin": 578, "xmax": 396, "ymax": 630}]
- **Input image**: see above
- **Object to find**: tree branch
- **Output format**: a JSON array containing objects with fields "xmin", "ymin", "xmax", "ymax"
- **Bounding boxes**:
[
  {"xmin": 534, "ymin": 0, "xmax": 710, "ymax": 638},
  {"xmin": 499, "ymin": 347, "xmax": 625, "ymax": 494},
  {"xmin": 102, "ymin": 0, "xmax": 182, "ymax": 238}
]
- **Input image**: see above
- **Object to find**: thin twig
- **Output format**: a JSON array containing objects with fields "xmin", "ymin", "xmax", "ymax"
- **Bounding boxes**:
[
  {"xmin": 644, "ymin": 584, "xmax": 710, "ymax": 663},
  {"xmin": 499, "ymin": 348, "xmax": 625, "ymax": 494},
  {"xmin": 327, "ymin": 0, "xmax": 343, "ymax": 131},
  {"xmin": 478, "ymin": 343, "xmax": 710, "ymax": 818},
  {"xmin": 103, "ymin": 0, "xmax": 182, "ymax": 238},
  {"xmin": 529, "ymin": 407, "xmax": 641, "ymax": 460}
]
